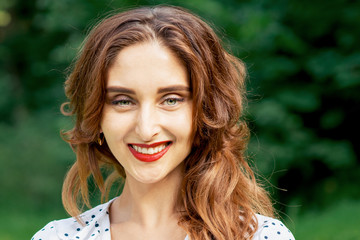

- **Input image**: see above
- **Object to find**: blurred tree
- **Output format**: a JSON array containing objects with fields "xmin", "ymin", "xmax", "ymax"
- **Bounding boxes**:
[{"xmin": 0, "ymin": 0, "xmax": 359, "ymax": 238}]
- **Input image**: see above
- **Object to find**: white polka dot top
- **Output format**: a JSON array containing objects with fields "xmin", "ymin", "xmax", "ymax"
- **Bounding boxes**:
[{"xmin": 32, "ymin": 198, "xmax": 295, "ymax": 240}]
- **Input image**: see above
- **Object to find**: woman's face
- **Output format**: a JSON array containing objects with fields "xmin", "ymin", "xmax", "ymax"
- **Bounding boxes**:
[{"xmin": 101, "ymin": 42, "xmax": 193, "ymax": 184}]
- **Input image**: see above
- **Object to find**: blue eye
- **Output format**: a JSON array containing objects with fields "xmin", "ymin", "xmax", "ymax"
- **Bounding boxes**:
[
  {"xmin": 163, "ymin": 97, "xmax": 184, "ymax": 106},
  {"xmin": 112, "ymin": 99, "xmax": 132, "ymax": 106},
  {"xmin": 165, "ymin": 98, "xmax": 177, "ymax": 105}
]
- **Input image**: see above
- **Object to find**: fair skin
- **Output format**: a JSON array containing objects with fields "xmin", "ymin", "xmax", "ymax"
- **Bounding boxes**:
[{"xmin": 100, "ymin": 41, "xmax": 192, "ymax": 240}]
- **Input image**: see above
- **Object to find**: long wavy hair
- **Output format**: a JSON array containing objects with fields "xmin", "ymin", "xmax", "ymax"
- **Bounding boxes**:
[{"xmin": 61, "ymin": 5, "xmax": 274, "ymax": 239}]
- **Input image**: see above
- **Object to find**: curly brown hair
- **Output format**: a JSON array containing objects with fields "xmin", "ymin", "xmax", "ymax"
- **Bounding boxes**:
[{"xmin": 61, "ymin": 5, "xmax": 274, "ymax": 239}]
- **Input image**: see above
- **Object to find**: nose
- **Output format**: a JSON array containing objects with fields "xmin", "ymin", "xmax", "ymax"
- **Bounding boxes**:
[{"xmin": 135, "ymin": 104, "xmax": 161, "ymax": 141}]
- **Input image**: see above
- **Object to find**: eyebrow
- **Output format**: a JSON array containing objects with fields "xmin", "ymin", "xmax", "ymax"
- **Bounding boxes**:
[
  {"xmin": 157, "ymin": 85, "xmax": 190, "ymax": 94},
  {"xmin": 106, "ymin": 85, "xmax": 190, "ymax": 94},
  {"xmin": 106, "ymin": 87, "xmax": 135, "ymax": 94}
]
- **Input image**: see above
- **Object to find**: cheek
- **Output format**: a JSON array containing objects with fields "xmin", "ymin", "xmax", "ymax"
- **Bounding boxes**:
[
  {"xmin": 101, "ymin": 112, "xmax": 134, "ymax": 140},
  {"xmin": 166, "ymin": 107, "xmax": 193, "ymax": 142}
]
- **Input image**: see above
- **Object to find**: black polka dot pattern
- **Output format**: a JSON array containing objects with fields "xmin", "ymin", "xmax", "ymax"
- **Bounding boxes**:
[
  {"xmin": 253, "ymin": 214, "xmax": 295, "ymax": 240},
  {"xmin": 31, "ymin": 198, "xmax": 295, "ymax": 240},
  {"xmin": 31, "ymin": 199, "xmax": 115, "ymax": 240}
]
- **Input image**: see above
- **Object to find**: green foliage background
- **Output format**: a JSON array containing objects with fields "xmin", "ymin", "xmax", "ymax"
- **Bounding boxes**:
[{"xmin": 1, "ymin": 0, "xmax": 359, "ymax": 239}]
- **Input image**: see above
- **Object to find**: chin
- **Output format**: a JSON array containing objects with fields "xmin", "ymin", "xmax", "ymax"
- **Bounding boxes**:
[
  {"xmin": 130, "ymin": 169, "xmax": 166, "ymax": 184},
  {"xmin": 135, "ymin": 176, "xmax": 165, "ymax": 184}
]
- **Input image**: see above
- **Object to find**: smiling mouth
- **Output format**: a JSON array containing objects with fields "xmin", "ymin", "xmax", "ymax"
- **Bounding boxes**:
[
  {"xmin": 128, "ymin": 141, "xmax": 172, "ymax": 162},
  {"xmin": 129, "ymin": 142, "xmax": 171, "ymax": 154}
]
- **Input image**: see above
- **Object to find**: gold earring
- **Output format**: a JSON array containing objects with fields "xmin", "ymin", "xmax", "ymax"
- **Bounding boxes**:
[{"xmin": 98, "ymin": 133, "xmax": 104, "ymax": 146}]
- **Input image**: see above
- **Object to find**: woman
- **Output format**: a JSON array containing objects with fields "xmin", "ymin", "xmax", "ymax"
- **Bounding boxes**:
[{"xmin": 32, "ymin": 5, "xmax": 295, "ymax": 240}]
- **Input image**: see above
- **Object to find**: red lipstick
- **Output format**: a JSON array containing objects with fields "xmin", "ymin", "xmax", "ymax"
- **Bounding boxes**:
[{"xmin": 128, "ymin": 141, "xmax": 172, "ymax": 162}]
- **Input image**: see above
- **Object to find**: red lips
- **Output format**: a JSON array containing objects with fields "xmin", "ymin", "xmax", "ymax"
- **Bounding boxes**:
[{"xmin": 128, "ymin": 141, "xmax": 172, "ymax": 162}]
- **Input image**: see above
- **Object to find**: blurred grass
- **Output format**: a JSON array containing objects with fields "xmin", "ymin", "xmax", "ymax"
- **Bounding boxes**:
[
  {"xmin": 1, "ymin": 209, "xmax": 65, "ymax": 240},
  {"xmin": 0, "ymin": 110, "xmax": 71, "ymax": 239},
  {"xmin": 288, "ymin": 200, "xmax": 360, "ymax": 239}
]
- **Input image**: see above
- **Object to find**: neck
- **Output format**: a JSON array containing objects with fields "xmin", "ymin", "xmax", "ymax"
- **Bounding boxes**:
[{"xmin": 110, "ymin": 164, "xmax": 184, "ymax": 229}]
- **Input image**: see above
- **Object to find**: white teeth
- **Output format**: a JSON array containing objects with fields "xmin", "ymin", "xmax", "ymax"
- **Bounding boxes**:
[
  {"xmin": 131, "ymin": 143, "xmax": 169, "ymax": 155},
  {"xmin": 159, "ymin": 145, "xmax": 165, "ymax": 151}
]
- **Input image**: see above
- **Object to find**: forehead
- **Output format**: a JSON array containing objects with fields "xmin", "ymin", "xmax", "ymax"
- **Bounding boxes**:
[
  {"xmin": 106, "ymin": 42, "xmax": 189, "ymax": 89},
  {"xmin": 115, "ymin": 42, "xmax": 177, "ymax": 65}
]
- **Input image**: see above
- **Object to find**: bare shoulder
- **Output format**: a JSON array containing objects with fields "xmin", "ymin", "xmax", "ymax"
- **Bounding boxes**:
[{"xmin": 252, "ymin": 214, "xmax": 295, "ymax": 240}]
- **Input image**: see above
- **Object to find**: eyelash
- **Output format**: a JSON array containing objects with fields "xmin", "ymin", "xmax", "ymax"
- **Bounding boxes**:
[
  {"xmin": 163, "ymin": 97, "xmax": 184, "ymax": 106},
  {"xmin": 110, "ymin": 96, "xmax": 185, "ymax": 107},
  {"xmin": 112, "ymin": 99, "xmax": 133, "ymax": 106}
]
